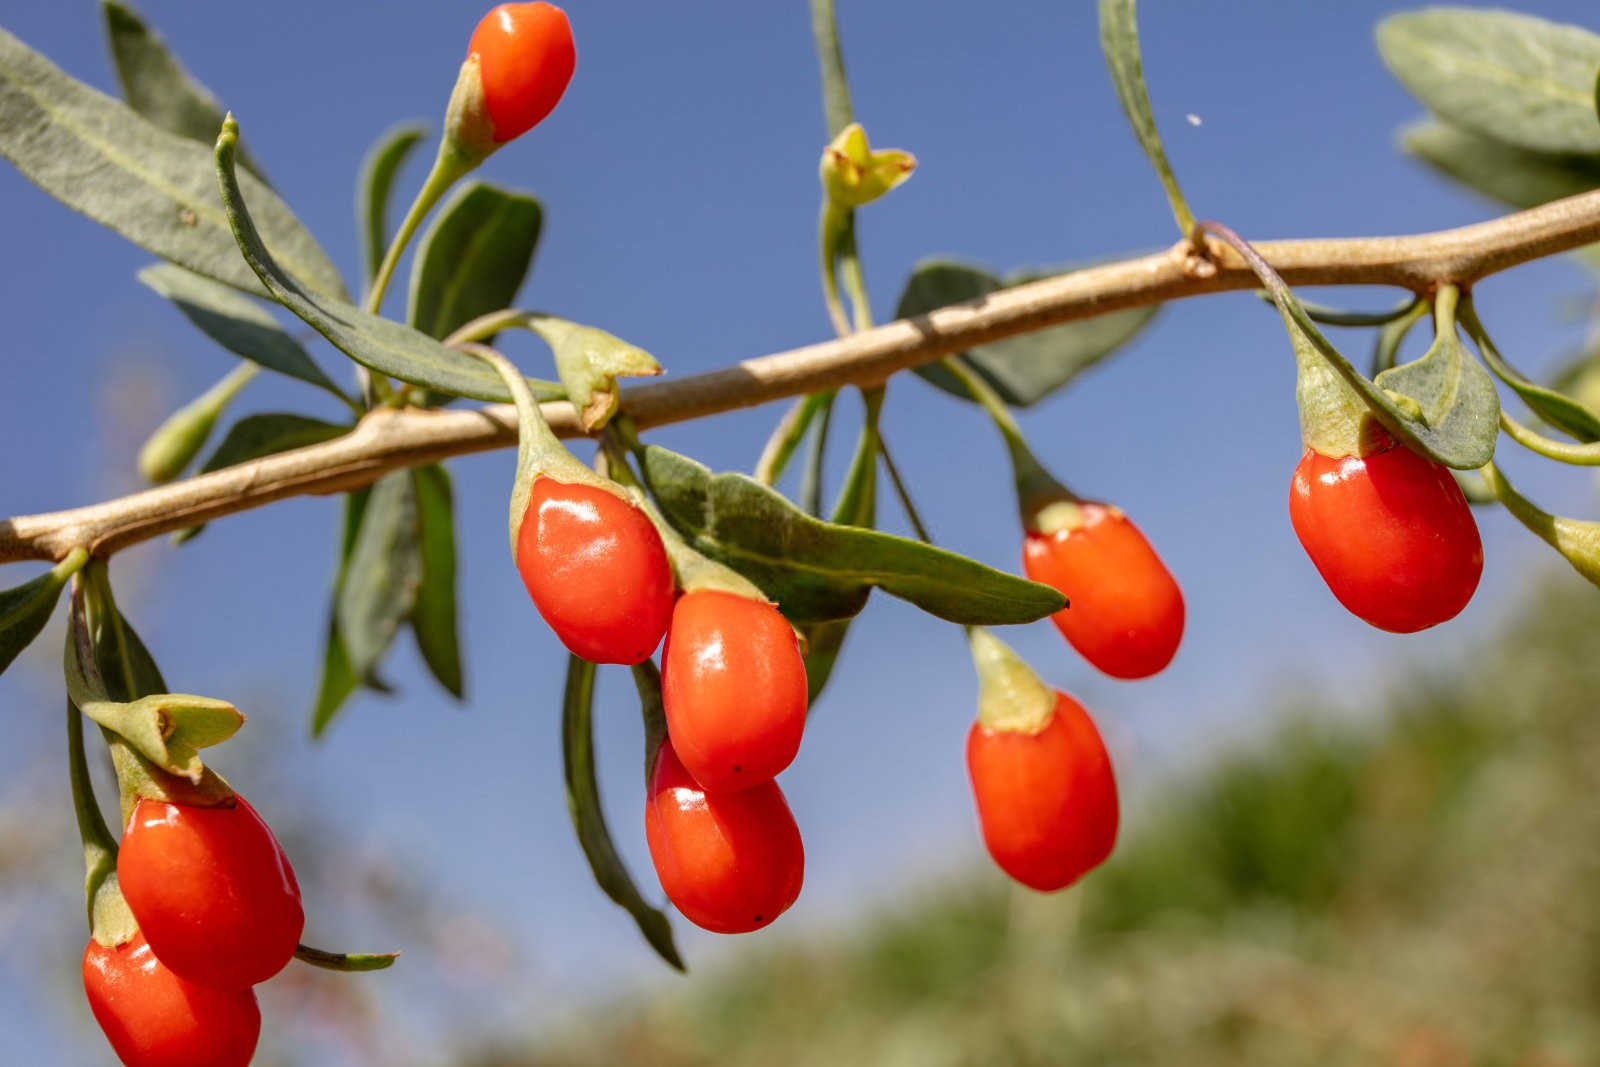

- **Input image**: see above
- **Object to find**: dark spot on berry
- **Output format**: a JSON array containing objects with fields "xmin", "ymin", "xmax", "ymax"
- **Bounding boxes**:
[
  {"xmin": 753, "ymin": 914, "xmax": 763, "ymax": 922},
  {"xmin": 733, "ymin": 765, "xmax": 742, "ymax": 773}
]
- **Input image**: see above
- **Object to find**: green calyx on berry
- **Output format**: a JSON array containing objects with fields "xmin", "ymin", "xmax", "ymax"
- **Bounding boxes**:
[{"xmin": 967, "ymin": 627, "xmax": 1055, "ymax": 734}]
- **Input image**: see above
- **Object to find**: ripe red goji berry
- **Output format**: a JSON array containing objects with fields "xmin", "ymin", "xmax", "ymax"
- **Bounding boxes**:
[
  {"xmin": 515, "ymin": 477, "xmax": 674, "ymax": 664},
  {"xmin": 644, "ymin": 740, "xmax": 804, "ymax": 934},
  {"xmin": 661, "ymin": 589, "xmax": 807, "ymax": 792},
  {"xmin": 1289, "ymin": 435, "xmax": 1482, "ymax": 633},
  {"xmin": 967, "ymin": 690, "xmax": 1119, "ymax": 892},
  {"xmin": 83, "ymin": 932, "xmax": 260, "ymax": 1067},
  {"xmin": 1023, "ymin": 502, "xmax": 1184, "ymax": 679},
  {"xmin": 116, "ymin": 795, "xmax": 303, "ymax": 992},
  {"xmin": 468, "ymin": 2, "xmax": 576, "ymax": 143}
]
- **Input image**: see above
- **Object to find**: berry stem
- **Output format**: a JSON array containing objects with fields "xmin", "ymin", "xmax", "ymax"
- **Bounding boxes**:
[
  {"xmin": 65, "ymin": 580, "xmax": 138, "ymax": 946},
  {"xmin": 876, "ymin": 434, "xmax": 933, "ymax": 543},
  {"xmin": 937, "ymin": 354, "xmax": 1079, "ymax": 530},
  {"xmin": 363, "ymin": 149, "xmax": 470, "ymax": 317}
]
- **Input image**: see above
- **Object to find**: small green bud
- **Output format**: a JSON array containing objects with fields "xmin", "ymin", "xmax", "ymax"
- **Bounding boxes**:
[
  {"xmin": 819, "ymin": 122, "xmax": 916, "ymax": 209},
  {"xmin": 137, "ymin": 363, "xmax": 258, "ymax": 483}
]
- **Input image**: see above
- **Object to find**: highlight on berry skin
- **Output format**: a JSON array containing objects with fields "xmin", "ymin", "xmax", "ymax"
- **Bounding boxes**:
[
  {"xmin": 467, "ymin": 2, "xmax": 577, "ymax": 143},
  {"xmin": 1022, "ymin": 501, "xmax": 1185, "ymax": 680},
  {"xmin": 1289, "ymin": 435, "xmax": 1483, "ymax": 634},
  {"xmin": 644, "ymin": 739, "xmax": 805, "ymax": 934}
]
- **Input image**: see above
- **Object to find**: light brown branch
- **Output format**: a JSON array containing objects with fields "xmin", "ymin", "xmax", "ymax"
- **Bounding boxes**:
[{"xmin": 6, "ymin": 189, "xmax": 1600, "ymax": 565}]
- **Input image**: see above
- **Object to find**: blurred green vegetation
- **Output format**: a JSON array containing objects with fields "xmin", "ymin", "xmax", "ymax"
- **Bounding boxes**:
[{"xmin": 481, "ymin": 575, "xmax": 1600, "ymax": 1067}]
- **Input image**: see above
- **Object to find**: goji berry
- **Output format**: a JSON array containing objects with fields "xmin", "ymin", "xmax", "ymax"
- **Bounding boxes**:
[
  {"xmin": 1023, "ymin": 502, "xmax": 1184, "ymax": 679},
  {"xmin": 661, "ymin": 589, "xmax": 807, "ymax": 792},
  {"xmin": 468, "ymin": 2, "xmax": 576, "ymax": 143},
  {"xmin": 516, "ymin": 477, "xmax": 674, "ymax": 664},
  {"xmin": 83, "ymin": 932, "xmax": 260, "ymax": 1067},
  {"xmin": 644, "ymin": 740, "xmax": 804, "ymax": 934},
  {"xmin": 967, "ymin": 690, "xmax": 1118, "ymax": 892},
  {"xmin": 1289, "ymin": 435, "xmax": 1482, "ymax": 633},
  {"xmin": 117, "ymin": 795, "xmax": 303, "ymax": 991}
]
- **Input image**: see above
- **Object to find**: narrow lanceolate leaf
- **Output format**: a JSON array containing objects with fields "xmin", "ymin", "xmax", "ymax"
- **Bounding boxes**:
[
  {"xmin": 410, "ymin": 465, "xmax": 463, "ymax": 699},
  {"xmin": 1098, "ymin": 0, "xmax": 1193, "ymax": 233},
  {"xmin": 293, "ymin": 944, "xmax": 400, "ymax": 973},
  {"xmin": 897, "ymin": 260, "xmax": 1158, "ymax": 407},
  {"xmin": 1401, "ymin": 121, "xmax": 1600, "ymax": 211},
  {"xmin": 409, "ymin": 182, "xmax": 543, "ymax": 341},
  {"xmin": 0, "ymin": 28, "xmax": 343, "ymax": 298},
  {"xmin": 563, "ymin": 655, "xmax": 684, "ymax": 971},
  {"xmin": 173, "ymin": 414, "xmax": 350, "ymax": 543},
  {"xmin": 335, "ymin": 471, "xmax": 423, "ymax": 690},
  {"xmin": 0, "ymin": 551, "xmax": 83, "ymax": 678},
  {"xmin": 1377, "ymin": 9, "xmax": 1600, "ymax": 155},
  {"xmin": 637, "ymin": 445, "xmax": 1066, "ymax": 625},
  {"xmin": 358, "ymin": 122, "xmax": 427, "ymax": 285},
  {"xmin": 138, "ymin": 264, "xmax": 352, "ymax": 404},
  {"xmin": 89, "ymin": 599, "xmax": 168, "ymax": 702},
  {"xmin": 1459, "ymin": 301, "xmax": 1600, "ymax": 443},
  {"xmin": 312, "ymin": 488, "xmax": 370, "ymax": 737},
  {"xmin": 196, "ymin": 413, "xmax": 349, "ymax": 474},
  {"xmin": 101, "ymin": 1, "xmax": 268, "ymax": 181},
  {"xmin": 216, "ymin": 121, "xmax": 557, "ymax": 403}
]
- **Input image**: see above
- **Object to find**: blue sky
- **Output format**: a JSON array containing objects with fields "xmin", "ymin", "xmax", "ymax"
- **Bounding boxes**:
[{"xmin": 3, "ymin": 0, "xmax": 1600, "ymax": 1061}]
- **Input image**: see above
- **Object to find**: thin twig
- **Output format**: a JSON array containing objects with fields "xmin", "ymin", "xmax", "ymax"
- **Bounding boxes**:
[{"xmin": 5, "ymin": 190, "xmax": 1600, "ymax": 564}]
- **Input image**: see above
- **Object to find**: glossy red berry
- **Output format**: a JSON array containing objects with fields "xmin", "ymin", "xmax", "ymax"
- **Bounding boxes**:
[
  {"xmin": 967, "ymin": 691, "xmax": 1118, "ymax": 892},
  {"xmin": 661, "ymin": 590, "xmax": 807, "ymax": 793},
  {"xmin": 83, "ymin": 932, "xmax": 260, "ymax": 1067},
  {"xmin": 1022, "ymin": 503, "xmax": 1184, "ymax": 679},
  {"xmin": 515, "ymin": 477, "xmax": 674, "ymax": 664},
  {"xmin": 117, "ymin": 795, "xmax": 303, "ymax": 991},
  {"xmin": 468, "ymin": 3, "xmax": 576, "ymax": 143},
  {"xmin": 644, "ymin": 740, "xmax": 804, "ymax": 934},
  {"xmin": 1289, "ymin": 438, "xmax": 1482, "ymax": 633}
]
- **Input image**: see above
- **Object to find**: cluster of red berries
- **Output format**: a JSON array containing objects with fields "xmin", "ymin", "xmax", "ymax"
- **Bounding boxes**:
[
  {"xmin": 517, "ymin": 474, "xmax": 808, "ymax": 932},
  {"xmin": 85, "ymin": 797, "xmax": 302, "ymax": 1066}
]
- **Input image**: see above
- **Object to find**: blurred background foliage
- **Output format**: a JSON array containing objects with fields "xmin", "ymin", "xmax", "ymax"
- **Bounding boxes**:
[{"xmin": 473, "ymin": 571, "xmax": 1600, "ymax": 1067}]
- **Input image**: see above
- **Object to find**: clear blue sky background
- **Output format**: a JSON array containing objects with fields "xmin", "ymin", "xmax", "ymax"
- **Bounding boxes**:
[{"xmin": 3, "ymin": 1, "xmax": 1599, "ymax": 1062}]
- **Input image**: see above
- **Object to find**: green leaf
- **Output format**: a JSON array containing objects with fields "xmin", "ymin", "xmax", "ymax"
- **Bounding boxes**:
[
  {"xmin": 563, "ymin": 655, "xmax": 684, "ymax": 971},
  {"xmin": 636, "ymin": 444, "xmax": 1066, "ymax": 625},
  {"xmin": 1098, "ymin": 0, "xmax": 1194, "ymax": 233},
  {"xmin": 312, "ymin": 488, "xmax": 369, "ymax": 737},
  {"xmin": 410, "ymin": 465, "xmax": 463, "ymax": 699},
  {"xmin": 137, "ymin": 264, "xmax": 352, "ymax": 404},
  {"xmin": 358, "ymin": 122, "xmax": 427, "ymax": 286},
  {"xmin": 335, "ymin": 471, "xmax": 422, "ymax": 689},
  {"xmin": 0, "ymin": 28, "xmax": 343, "ymax": 299},
  {"xmin": 293, "ymin": 944, "xmax": 400, "ymax": 973},
  {"xmin": 897, "ymin": 260, "xmax": 1157, "ymax": 407},
  {"xmin": 1401, "ymin": 120, "xmax": 1600, "ymax": 210},
  {"xmin": 408, "ymin": 182, "xmax": 542, "ymax": 341},
  {"xmin": 101, "ymin": 1, "xmax": 268, "ymax": 182},
  {"xmin": 173, "ymin": 414, "xmax": 349, "ymax": 544},
  {"xmin": 215, "ymin": 121, "xmax": 560, "ymax": 404},
  {"xmin": 1459, "ymin": 300, "xmax": 1600, "ymax": 443},
  {"xmin": 1377, "ymin": 8, "xmax": 1600, "ymax": 155},
  {"xmin": 196, "ymin": 413, "xmax": 349, "ymax": 474},
  {"xmin": 90, "ymin": 599, "xmax": 168, "ymax": 703},
  {"xmin": 0, "ymin": 556, "xmax": 79, "ymax": 678},
  {"xmin": 1371, "ymin": 324, "xmax": 1502, "ymax": 470}
]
